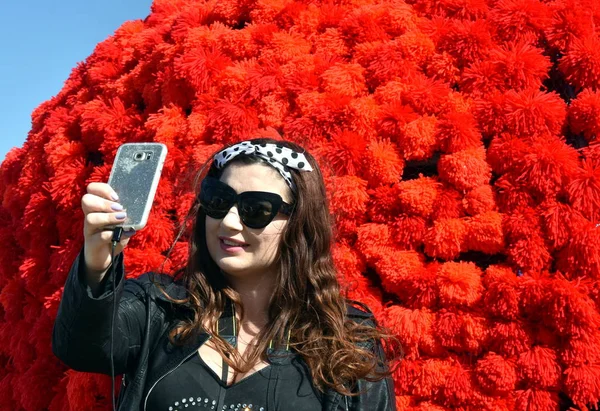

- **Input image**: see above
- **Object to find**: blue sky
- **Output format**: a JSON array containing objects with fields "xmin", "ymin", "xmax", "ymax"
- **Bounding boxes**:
[{"xmin": 0, "ymin": 0, "xmax": 153, "ymax": 164}]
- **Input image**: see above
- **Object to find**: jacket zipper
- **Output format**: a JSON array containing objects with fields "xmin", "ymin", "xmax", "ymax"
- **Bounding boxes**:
[{"xmin": 143, "ymin": 349, "xmax": 199, "ymax": 411}]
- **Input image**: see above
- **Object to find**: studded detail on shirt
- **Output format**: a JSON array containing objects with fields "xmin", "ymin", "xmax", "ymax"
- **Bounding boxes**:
[{"xmin": 167, "ymin": 397, "xmax": 263, "ymax": 411}]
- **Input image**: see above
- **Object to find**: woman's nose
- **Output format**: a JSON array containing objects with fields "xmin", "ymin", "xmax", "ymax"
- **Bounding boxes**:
[{"xmin": 221, "ymin": 205, "xmax": 244, "ymax": 231}]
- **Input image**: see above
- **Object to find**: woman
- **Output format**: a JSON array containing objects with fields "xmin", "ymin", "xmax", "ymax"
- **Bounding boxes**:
[{"xmin": 52, "ymin": 138, "xmax": 396, "ymax": 411}]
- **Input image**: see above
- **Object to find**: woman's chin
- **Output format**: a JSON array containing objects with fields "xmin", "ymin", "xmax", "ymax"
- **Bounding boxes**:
[{"xmin": 216, "ymin": 259, "xmax": 251, "ymax": 276}]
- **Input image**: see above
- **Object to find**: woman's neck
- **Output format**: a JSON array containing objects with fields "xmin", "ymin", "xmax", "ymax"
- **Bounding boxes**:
[{"xmin": 227, "ymin": 274, "xmax": 274, "ymax": 331}]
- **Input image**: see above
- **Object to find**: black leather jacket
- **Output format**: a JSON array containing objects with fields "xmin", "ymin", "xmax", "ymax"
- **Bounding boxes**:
[{"xmin": 52, "ymin": 250, "xmax": 396, "ymax": 411}]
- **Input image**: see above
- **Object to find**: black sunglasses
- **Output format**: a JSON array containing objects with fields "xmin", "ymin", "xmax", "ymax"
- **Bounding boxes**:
[{"xmin": 200, "ymin": 177, "xmax": 294, "ymax": 229}]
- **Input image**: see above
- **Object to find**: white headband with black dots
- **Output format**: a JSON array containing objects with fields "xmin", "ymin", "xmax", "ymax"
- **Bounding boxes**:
[{"xmin": 213, "ymin": 141, "xmax": 313, "ymax": 192}]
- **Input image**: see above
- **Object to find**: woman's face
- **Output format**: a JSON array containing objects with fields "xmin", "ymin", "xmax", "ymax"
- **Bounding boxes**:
[{"xmin": 205, "ymin": 162, "xmax": 293, "ymax": 281}]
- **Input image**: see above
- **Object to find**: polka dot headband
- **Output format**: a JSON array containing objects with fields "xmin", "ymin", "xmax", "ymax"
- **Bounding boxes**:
[{"xmin": 213, "ymin": 141, "xmax": 313, "ymax": 192}]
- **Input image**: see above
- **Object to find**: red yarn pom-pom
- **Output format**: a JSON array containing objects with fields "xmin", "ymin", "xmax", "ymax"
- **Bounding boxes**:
[{"xmin": 475, "ymin": 352, "xmax": 517, "ymax": 395}]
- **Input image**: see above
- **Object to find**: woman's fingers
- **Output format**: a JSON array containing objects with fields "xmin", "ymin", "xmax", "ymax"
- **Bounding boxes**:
[
  {"xmin": 86, "ymin": 182, "xmax": 119, "ymax": 201},
  {"xmin": 82, "ymin": 182, "xmax": 135, "ymax": 274},
  {"xmin": 94, "ymin": 228, "xmax": 136, "ymax": 244},
  {"xmin": 82, "ymin": 182, "xmax": 122, "ymax": 215},
  {"xmin": 81, "ymin": 193, "xmax": 124, "ymax": 215},
  {"xmin": 83, "ymin": 211, "xmax": 128, "ymax": 237}
]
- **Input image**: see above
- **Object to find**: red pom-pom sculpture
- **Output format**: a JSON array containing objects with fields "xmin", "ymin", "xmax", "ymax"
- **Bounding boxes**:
[{"xmin": 1, "ymin": 0, "xmax": 600, "ymax": 409}]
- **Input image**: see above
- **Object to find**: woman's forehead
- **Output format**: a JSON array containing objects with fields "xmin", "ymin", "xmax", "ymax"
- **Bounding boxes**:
[{"xmin": 219, "ymin": 163, "xmax": 292, "ymax": 201}]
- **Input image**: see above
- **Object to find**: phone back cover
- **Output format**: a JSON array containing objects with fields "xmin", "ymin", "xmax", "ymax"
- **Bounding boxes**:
[{"xmin": 108, "ymin": 143, "xmax": 166, "ymax": 229}]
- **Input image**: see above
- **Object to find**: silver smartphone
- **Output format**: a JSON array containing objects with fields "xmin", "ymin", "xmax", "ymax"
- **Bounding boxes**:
[{"xmin": 107, "ymin": 143, "xmax": 167, "ymax": 230}]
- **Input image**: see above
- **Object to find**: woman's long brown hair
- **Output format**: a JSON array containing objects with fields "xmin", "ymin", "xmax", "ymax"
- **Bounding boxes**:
[{"xmin": 160, "ymin": 137, "xmax": 396, "ymax": 395}]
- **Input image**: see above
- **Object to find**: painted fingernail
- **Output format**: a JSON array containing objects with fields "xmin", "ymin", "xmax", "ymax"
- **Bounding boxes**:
[
  {"xmin": 111, "ymin": 203, "xmax": 124, "ymax": 211},
  {"xmin": 111, "ymin": 192, "xmax": 119, "ymax": 201},
  {"xmin": 115, "ymin": 212, "xmax": 127, "ymax": 220}
]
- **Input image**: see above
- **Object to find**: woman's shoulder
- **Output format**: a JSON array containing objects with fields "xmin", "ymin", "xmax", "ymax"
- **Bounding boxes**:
[
  {"xmin": 345, "ymin": 300, "xmax": 376, "ymax": 327},
  {"xmin": 125, "ymin": 272, "xmax": 189, "ymax": 304}
]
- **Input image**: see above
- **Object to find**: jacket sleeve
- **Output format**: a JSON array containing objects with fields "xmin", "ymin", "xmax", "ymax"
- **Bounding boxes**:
[
  {"xmin": 51, "ymin": 248, "xmax": 149, "ymax": 375},
  {"xmin": 353, "ymin": 339, "xmax": 396, "ymax": 411},
  {"xmin": 346, "ymin": 304, "xmax": 397, "ymax": 411}
]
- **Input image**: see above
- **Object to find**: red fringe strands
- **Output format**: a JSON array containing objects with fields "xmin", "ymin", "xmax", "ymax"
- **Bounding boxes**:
[{"xmin": 2, "ymin": 0, "xmax": 600, "ymax": 409}]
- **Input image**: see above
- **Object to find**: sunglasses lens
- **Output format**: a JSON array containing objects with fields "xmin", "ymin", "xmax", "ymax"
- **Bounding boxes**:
[
  {"xmin": 239, "ymin": 198, "xmax": 276, "ymax": 228},
  {"xmin": 203, "ymin": 196, "xmax": 230, "ymax": 217},
  {"xmin": 200, "ymin": 180, "xmax": 233, "ymax": 218}
]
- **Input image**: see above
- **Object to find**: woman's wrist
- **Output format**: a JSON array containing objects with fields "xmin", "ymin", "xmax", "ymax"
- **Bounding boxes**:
[{"xmin": 83, "ymin": 264, "xmax": 110, "ymax": 296}]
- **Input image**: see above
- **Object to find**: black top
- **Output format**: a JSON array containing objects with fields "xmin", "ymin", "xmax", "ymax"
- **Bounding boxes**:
[
  {"xmin": 146, "ymin": 301, "xmax": 322, "ymax": 411},
  {"xmin": 145, "ymin": 342, "xmax": 322, "ymax": 411}
]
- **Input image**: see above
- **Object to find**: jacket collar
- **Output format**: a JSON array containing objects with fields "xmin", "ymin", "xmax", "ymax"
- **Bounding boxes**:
[
  {"xmin": 153, "ymin": 278, "xmax": 236, "ymax": 322},
  {"xmin": 157, "ymin": 280, "xmax": 188, "ymax": 301},
  {"xmin": 151, "ymin": 275, "xmax": 194, "ymax": 312}
]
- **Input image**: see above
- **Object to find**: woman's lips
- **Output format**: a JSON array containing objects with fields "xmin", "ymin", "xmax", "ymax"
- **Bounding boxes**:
[{"xmin": 219, "ymin": 238, "xmax": 248, "ymax": 253}]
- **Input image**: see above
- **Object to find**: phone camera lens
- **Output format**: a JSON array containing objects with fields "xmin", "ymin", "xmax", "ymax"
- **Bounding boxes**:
[{"xmin": 134, "ymin": 152, "xmax": 144, "ymax": 161}]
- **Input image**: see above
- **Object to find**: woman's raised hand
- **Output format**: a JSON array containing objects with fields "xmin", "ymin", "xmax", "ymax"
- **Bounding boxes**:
[{"xmin": 82, "ymin": 182, "xmax": 134, "ymax": 278}]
